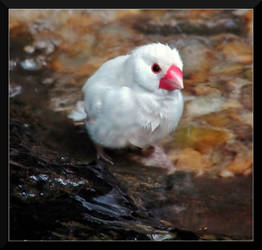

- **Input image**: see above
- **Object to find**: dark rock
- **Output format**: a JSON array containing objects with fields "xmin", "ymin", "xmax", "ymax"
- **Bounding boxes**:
[
  {"xmin": 134, "ymin": 14, "xmax": 244, "ymax": 36},
  {"xmin": 10, "ymin": 113, "xmax": 197, "ymax": 240}
]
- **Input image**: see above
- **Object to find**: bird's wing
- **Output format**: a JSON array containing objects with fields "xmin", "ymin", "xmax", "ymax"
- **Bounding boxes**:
[
  {"xmin": 83, "ymin": 82, "xmax": 137, "ymax": 128},
  {"xmin": 82, "ymin": 54, "xmax": 134, "ymax": 121},
  {"xmin": 134, "ymin": 93, "xmax": 162, "ymax": 132}
]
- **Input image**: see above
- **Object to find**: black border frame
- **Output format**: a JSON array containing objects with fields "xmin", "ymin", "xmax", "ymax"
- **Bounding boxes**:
[{"xmin": 0, "ymin": 0, "xmax": 261, "ymax": 8}]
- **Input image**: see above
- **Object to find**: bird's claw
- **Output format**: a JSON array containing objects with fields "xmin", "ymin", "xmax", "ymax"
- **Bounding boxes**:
[
  {"xmin": 97, "ymin": 153, "xmax": 114, "ymax": 165},
  {"xmin": 96, "ymin": 145, "xmax": 114, "ymax": 165}
]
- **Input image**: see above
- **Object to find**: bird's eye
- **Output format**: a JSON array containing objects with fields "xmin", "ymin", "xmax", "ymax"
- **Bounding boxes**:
[{"xmin": 151, "ymin": 63, "xmax": 161, "ymax": 74}]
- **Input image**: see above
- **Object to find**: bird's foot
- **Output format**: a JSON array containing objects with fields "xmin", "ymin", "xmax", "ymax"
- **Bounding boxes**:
[
  {"xmin": 137, "ymin": 145, "xmax": 155, "ymax": 156},
  {"xmin": 95, "ymin": 144, "xmax": 114, "ymax": 165},
  {"xmin": 131, "ymin": 144, "xmax": 176, "ymax": 174}
]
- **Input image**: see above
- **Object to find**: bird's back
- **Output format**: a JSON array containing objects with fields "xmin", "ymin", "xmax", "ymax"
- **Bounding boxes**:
[{"xmin": 82, "ymin": 55, "xmax": 130, "ymax": 93}]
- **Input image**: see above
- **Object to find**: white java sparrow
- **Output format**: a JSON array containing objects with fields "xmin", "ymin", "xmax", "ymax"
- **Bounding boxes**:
[{"xmin": 68, "ymin": 43, "xmax": 184, "ymax": 164}]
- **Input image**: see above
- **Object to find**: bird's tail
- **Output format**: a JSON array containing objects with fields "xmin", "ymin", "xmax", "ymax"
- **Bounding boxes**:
[{"xmin": 68, "ymin": 101, "xmax": 87, "ymax": 121}]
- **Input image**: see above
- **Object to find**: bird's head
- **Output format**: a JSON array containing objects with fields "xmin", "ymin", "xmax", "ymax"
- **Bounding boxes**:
[{"xmin": 126, "ymin": 43, "xmax": 183, "ymax": 95}]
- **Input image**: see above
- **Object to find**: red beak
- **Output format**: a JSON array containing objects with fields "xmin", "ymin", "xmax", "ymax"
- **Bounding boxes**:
[{"xmin": 159, "ymin": 65, "xmax": 183, "ymax": 91}]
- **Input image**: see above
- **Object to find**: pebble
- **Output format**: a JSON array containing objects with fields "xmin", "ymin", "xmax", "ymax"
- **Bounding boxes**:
[
  {"xmin": 34, "ymin": 40, "xmax": 48, "ymax": 49},
  {"xmin": 225, "ymin": 154, "xmax": 252, "ymax": 174},
  {"xmin": 219, "ymin": 169, "xmax": 234, "ymax": 178},
  {"xmin": 20, "ymin": 58, "xmax": 39, "ymax": 71},
  {"xmin": 9, "ymin": 60, "xmax": 17, "ymax": 70},
  {"xmin": 41, "ymin": 78, "xmax": 55, "ymax": 85},
  {"xmin": 24, "ymin": 45, "xmax": 35, "ymax": 54},
  {"xmin": 9, "ymin": 84, "xmax": 22, "ymax": 98}
]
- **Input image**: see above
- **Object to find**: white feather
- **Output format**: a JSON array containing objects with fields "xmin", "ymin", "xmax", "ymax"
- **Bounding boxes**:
[
  {"xmin": 67, "ymin": 101, "xmax": 86, "ymax": 121},
  {"xmin": 68, "ymin": 43, "xmax": 184, "ymax": 149}
]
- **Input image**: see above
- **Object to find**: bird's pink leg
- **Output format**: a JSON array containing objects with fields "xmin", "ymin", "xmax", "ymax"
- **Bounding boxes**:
[{"xmin": 95, "ymin": 144, "xmax": 114, "ymax": 165}]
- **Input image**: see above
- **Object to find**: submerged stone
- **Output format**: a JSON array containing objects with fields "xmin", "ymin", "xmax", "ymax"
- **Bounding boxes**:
[
  {"xmin": 9, "ymin": 84, "xmax": 22, "ymax": 98},
  {"xmin": 243, "ymin": 68, "xmax": 253, "ymax": 81},
  {"xmin": 201, "ymin": 109, "xmax": 239, "ymax": 128},
  {"xmin": 173, "ymin": 126, "xmax": 230, "ymax": 153},
  {"xmin": 170, "ymin": 148, "xmax": 212, "ymax": 172},
  {"xmin": 210, "ymin": 63, "xmax": 244, "ymax": 75},
  {"xmin": 225, "ymin": 153, "xmax": 252, "ymax": 175},
  {"xmin": 134, "ymin": 11, "xmax": 244, "ymax": 36},
  {"xmin": 20, "ymin": 58, "xmax": 39, "ymax": 71},
  {"xmin": 240, "ymin": 84, "xmax": 253, "ymax": 111},
  {"xmin": 218, "ymin": 41, "xmax": 252, "ymax": 64},
  {"xmin": 185, "ymin": 94, "xmax": 225, "ymax": 117}
]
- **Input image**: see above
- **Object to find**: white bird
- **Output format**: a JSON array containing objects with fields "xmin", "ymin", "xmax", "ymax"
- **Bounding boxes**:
[{"xmin": 68, "ymin": 43, "xmax": 184, "ymax": 164}]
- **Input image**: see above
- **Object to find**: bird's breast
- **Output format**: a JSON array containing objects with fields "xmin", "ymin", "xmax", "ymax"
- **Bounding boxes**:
[{"xmin": 135, "ymin": 91, "xmax": 183, "ymax": 133}]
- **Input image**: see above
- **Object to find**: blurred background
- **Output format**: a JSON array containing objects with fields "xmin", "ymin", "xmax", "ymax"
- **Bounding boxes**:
[{"xmin": 10, "ymin": 10, "xmax": 253, "ymax": 240}]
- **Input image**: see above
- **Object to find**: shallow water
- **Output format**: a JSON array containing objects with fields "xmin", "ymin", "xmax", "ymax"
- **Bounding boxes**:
[{"xmin": 10, "ymin": 9, "xmax": 253, "ymax": 240}]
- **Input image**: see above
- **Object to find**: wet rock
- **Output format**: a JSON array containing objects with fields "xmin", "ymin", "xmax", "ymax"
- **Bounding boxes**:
[
  {"xmin": 240, "ymin": 84, "xmax": 253, "ymax": 111},
  {"xmin": 200, "ymin": 108, "xmax": 252, "ymax": 144},
  {"xmin": 34, "ymin": 40, "xmax": 49, "ymax": 49},
  {"xmin": 11, "ymin": 120, "xmax": 161, "ymax": 240},
  {"xmin": 217, "ymin": 140, "xmax": 253, "ymax": 177},
  {"xmin": 243, "ymin": 68, "xmax": 253, "ymax": 81},
  {"xmin": 19, "ymin": 55, "xmax": 49, "ymax": 72},
  {"xmin": 217, "ymin": 41, "xmax": 252, "ymax": 64},
  {"xmin": 221, "ymin": 77, "xmax": 250, "ymax": 98},
  {"xmin": 150, "ymin": 172, "xmax": 252, "ymax": 239},
  {"xmin": 173, "ymin": 126, "xmax": 230, "ymax": 154},
  {"xmin": 20, "ymin": 58, "xmax": 40, "ymax": 71},
  {"xmin": 180, "ymin": 42, "xmax": 213, "ymax": 78},
  {"xmin": 33, "ymin": 40, "xmax": 56, "ymax": 55},
  {"xmin": 219, "ymin": 169, "xmax": 234, "ymax": 178},
  {"xmin": 24, "ymin": 45, "xmax": 35, "ymax": 54},
  {"xmin": 185, "ymin": 93, "xmax": 225, "ymax": 117},
  {"xmin": 170, "ymin": 148, "xmax": 212, "ymax": 174},
  {"xmin": 10, "ymin": 145, "xmax": 192, "ymax": 240},
  {"xmin": 28, "ymin": 19, "xmax": 55, "ymax": 34},
  {"xmin": 233, "ymin": 124, "xmax": 252, "ymax": 142},
  {"xmin": 238, "ymin": 111, "xmax": 253, "ymax": 127},
  {"xmin": 210, "ymin": 62, "xmax": 244, "ymax": 75},
  {"xmin": 224, "ymin": 153, "xmax": 252, "ymax": 175},
  {"xmin": 220, "ymin": 99, "xmax": 243, "ymax": 110},
  {"xmin": 10, "ymin": 23, "xmax": 34, "ymax": 46},
  {"xmin": 10, "ymin": 98, "xmax": 198, "ymax": 240},
  {"xmin": 9, "ymin": 84, "xmax": 22, "ymax": 98},
  {"xmin": 233, "ymin": 10, "xmax": 253, "ymax": 40},
  {"xmin": 9, "ymin": 59, "xmax": 18, "ymax": 71},
  {"xmin": 41, "ymin": 77, "xmax": 55, "ymax": 85},
  {"xmin": 134, "ymin": 11, "xmax": 244, "ymax": 36},
  {"xmin": 192, "ymin": 83, "xmax": 221, "ymax": 96},
  {"xmin": 243, "ymin": 10, "xmax": 253, "ymax": 40},
  {"xmin": 201, "ymin": 109, "xmax": 239, "ymax": 128}
]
